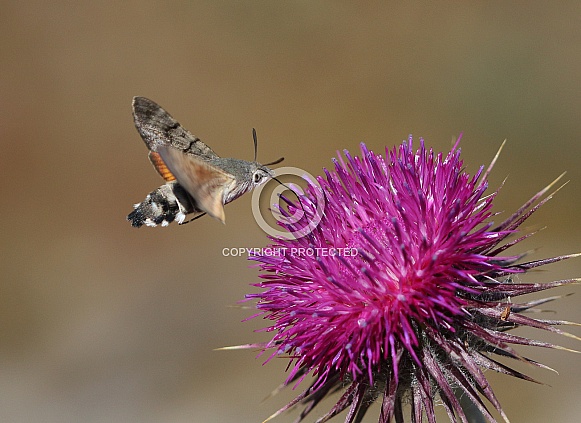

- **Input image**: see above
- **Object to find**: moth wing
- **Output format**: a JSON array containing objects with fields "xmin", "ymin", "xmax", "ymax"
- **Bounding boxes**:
[
  {"xmin": 148, "ymin": 151, "xmax": 176, "ymax": 182},
  {"xmin": 157, "ymin": 145, "xmax": 234, "ymax": 224},
  {"xmin": 132, "ymin": 97, "xmax": 219, "ymax": 161}
]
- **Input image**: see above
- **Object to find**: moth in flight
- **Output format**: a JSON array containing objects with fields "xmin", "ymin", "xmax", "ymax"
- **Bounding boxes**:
[{"xmin": 127, "ymin": 97, "xmax": 282, "ymax": 227}]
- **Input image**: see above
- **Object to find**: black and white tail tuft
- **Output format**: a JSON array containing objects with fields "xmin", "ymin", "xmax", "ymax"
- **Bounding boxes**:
[{"xmin": 127, "ymin": 181, "xmax": 201, "ymax": 227}]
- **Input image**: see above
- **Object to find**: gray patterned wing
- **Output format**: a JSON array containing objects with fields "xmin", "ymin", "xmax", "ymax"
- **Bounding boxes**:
[{"xmin": 132, "ymin": 96, "xmax": 219, "ymax": 161}]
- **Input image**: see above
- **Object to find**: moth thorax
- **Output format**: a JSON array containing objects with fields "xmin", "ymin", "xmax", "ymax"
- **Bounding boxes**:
[{"xmin": 223, "ymin": 179, "xmax": 254, "ymax": 204}]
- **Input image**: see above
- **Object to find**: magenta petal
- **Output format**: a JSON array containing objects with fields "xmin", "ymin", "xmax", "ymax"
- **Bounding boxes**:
[{"xmin": 245, "ymin": 138, "xmax": 579, "ymax": 422}]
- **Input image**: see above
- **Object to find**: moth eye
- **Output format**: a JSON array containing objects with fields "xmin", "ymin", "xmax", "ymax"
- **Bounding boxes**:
[{"xmin": 253, "ymin": 172, "xmax": 263, "ymax": 183}]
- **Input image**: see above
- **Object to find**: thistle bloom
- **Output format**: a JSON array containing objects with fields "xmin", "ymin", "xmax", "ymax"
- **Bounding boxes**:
[{"xmin": 244, "ymin": 137, "xmax": 579, "ymax": 423}]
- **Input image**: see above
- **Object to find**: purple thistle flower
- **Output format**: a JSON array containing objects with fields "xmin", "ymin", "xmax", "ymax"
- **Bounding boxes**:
[{"xmin": 243, "ymin": 137, "xmax": 580, "ymax": 423}]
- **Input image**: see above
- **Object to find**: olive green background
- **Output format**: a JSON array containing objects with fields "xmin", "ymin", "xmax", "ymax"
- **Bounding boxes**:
[{"xmin": 1, "ymin": 2, "xmax": 580, "ymax": 422}]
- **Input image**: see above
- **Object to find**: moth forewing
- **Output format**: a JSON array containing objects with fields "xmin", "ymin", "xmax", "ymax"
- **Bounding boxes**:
[
  {"xmin": 157, "ymin": 145, "xmax": 234, "ymax": 223},
  {"xmin": 132, "ymin": 96, "xmax": 219, "ymax": 160}
]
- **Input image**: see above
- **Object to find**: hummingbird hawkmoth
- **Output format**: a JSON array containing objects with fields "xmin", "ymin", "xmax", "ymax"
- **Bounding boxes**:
[{"xmin": 127, "ymin": 97, "xmax": 283, "ymax": 227}]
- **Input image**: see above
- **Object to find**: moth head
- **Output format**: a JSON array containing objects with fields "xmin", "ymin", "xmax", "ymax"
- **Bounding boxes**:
[
  {"xmin": 220, "ymin": 160, "xmax": 275, "ymax": 204},
  {"xmin": 250, "ymin": 128, "xmax": 283, "ymax": 188},
  {"xmin": 252, "ymin": 165, "xmax": 275, "ymax": 187}
]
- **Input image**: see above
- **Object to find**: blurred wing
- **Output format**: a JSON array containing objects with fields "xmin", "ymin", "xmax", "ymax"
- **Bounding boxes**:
[
  {"xmin": 132, "ymin": 96, "xmax": 219, "ymax": 161},
  {"xmin": 157, "ymin": 145, "xmax": 234, "ymax": 224}
]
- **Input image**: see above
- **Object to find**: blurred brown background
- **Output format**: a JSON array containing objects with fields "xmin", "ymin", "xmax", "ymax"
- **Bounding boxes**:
[{"xmin": 1, "ymin": 2, "xmax": 580, "ymax": 422}]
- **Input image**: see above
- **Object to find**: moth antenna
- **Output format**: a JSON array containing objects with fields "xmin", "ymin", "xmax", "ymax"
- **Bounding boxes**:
[
  {"xmin": 252, "ymin": 128, "xmax": 284, "ymax": 166},
  {"xmin": 264, "ymin": 157, "xmax": 285, "ymax": 166},
  {"xmin": 252, "ymin": 128, "xmax": 258, "ymax": 162}
]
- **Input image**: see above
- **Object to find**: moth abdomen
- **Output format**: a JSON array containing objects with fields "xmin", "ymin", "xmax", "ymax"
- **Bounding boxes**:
[{"xmin": 127, "ymin": 181, "xmax": 200, "ymax": 228}]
